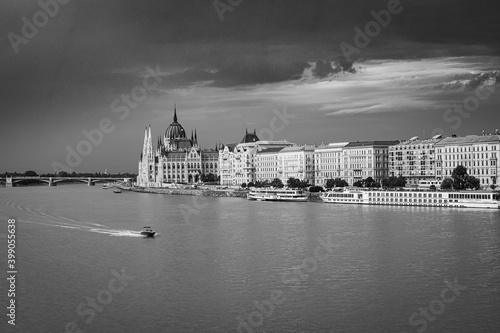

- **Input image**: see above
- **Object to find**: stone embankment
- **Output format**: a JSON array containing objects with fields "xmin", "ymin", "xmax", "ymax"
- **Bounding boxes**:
[{"xmin": 128, "ymin": 187, "xmax": 248, "ymax": 198}]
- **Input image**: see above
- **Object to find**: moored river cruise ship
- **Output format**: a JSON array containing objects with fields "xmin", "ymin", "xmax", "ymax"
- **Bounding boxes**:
[
  {"xmin": 247, "ymin": 188, "xmax": 309, "ymax": 202},
  {"xmin": 320, "ymin": 189, "xmax": 500, "ymax": 209}
]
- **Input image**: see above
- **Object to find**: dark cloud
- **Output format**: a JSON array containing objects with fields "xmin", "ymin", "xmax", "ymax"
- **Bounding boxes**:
[
  {"xmin": 211, "ymin": 60, "xmax": 309, "ymax": 87},
  {"xmin": 311, "ymin": 57, "xmax": 356, "ymax": 79},
  {"xmin": 312, "ymin": 60, "xmax": 338, "ymax": 78}
]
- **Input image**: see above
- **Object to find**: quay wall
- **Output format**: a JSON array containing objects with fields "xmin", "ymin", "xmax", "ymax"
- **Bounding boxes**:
[{"xmin": 128, "ymin": 187, "xmax": 248, "ymax": 198}]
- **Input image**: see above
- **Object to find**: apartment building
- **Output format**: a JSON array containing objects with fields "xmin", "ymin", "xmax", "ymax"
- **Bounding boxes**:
[
  {"xmin": 389, "ymin": 135, "xmax": 442, "ymax": 186},
  {"xmin": 435, "ymin": 134, "xmax": 500, "ymax": 187},
  {"xmin": 342, "ymin": 141, "xmax": 399, "ymax": 185},
  {"xmin": 278, "ymin": 145, "xmax": 316, "ymax": 185},
  {"xmin": 313, "ymin": 142, "xmax": 349, "ymax": 186}
]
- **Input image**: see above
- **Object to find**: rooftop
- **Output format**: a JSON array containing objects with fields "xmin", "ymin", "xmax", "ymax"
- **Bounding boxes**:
[
  {"xmin": 435, "ymin": 134, "xmax": 500, "ymax": 146},
  {"xmin": 257, "ymin": 147, "xmax": 285, "ymax": 154},
  {"xmin": 345, "ymin": 141, "xmax": 400, "ymax": 148},
  {"xmin": 280, "ymin": 145, "xmax": 316, "ymax": 152},
  {"xmin": 240, "ymin": 130, "xmax": 260, "ymax": 143},
  {"xmin": 394, "ymin": 137, "xmax": 444, "ymax": 147}
]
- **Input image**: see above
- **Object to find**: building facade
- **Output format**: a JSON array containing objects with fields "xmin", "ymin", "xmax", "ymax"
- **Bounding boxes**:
[
  {"xmin": 313, "ymin": 142, "xmax": 349, "ymax": 186},
  {"xmin": 137, "ymin": 107, "xmax": 219, "ymax": 187},
  {"xmin": 278, "ymin": 145, "xmax": 316, "ymax": 185},
  {"xmin": 218, "ymin": 131, "xmax": 293, "ymax": 186},
  {"xmin": 389, "ymin": 136, "xmax": 442, "ymax": 186},
  {"xmin": 255, "ymin": 147, "xmax": 284, "ymax": 182},
  {"xmin": 435, "ymin": 134, "xmax": 499, "ymax": 188},
  {"xmin": 342, "ymin": 141, "xmax": 398, "ymax": 185}
]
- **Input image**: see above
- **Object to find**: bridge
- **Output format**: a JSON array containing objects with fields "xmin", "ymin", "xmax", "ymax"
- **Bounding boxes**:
[{"xmin": 0, "ymin": 176, "xmax": 134, "ymax": 187}]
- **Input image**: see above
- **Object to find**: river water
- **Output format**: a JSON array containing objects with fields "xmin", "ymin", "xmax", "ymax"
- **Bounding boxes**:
[{"xmin": 0, "ymin": 185, "xmax": 499, "ymax": 333}]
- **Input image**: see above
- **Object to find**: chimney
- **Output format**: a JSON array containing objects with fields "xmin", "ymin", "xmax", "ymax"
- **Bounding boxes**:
[
  {"xmin": 482, "ymin": 129, "xmax": 485, "ymax": 136},
  {"xmin": 496, "ymin": 129, "xmax": 500, "ymax": 135}
]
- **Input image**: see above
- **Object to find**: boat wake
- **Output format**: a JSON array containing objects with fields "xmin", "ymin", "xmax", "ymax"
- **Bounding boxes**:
[
  {"xmin": 89, "ymin": 228, "xmax": 144, "ymax": 237},
  {"xmin": 0, "ymin": 197, "xmax": 151, "ymax": 238}
]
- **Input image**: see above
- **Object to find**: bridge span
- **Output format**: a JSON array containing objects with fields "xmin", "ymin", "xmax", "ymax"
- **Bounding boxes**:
[{"xmin": 1, "ymin": 176, "xmax": 133, "ymax": 187}]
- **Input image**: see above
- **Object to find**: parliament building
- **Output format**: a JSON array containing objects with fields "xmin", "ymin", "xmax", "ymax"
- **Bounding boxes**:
[{"xmin": 137, "ymin": 106, "xmax": 219, "ymax": 187}]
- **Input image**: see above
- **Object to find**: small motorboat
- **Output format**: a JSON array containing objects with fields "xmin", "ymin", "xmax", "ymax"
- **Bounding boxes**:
[
  {"xmin": 141, "ymin": 226, "xmax": 156, "ymax": 237},
  {"xmin": 113, "ymin": 189, "xmax": 122, "ymax": 193},
  {"xmin": 102, "ymin": 185, "xmax": 108, "ymax": 189}
]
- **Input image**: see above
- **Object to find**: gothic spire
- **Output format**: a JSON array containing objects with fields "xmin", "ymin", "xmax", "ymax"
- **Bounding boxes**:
[{"xmin": 173, "ymin": 104, "xmax": 178, "ymax": 122}]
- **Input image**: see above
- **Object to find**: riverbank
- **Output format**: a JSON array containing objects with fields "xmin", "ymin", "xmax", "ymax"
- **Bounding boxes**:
[
  {"xmin": 127, "ymin": 186, "xmax": 249, "ymax": 198},
  {"xmin": 125, "ymin": 186, "xmax": 324, "ymax": 201}
]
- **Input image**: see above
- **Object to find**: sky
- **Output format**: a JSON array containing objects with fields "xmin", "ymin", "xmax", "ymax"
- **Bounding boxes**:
[{"xmin": 1, "ymin": 0, "xmax": 499, "ymax": 173}]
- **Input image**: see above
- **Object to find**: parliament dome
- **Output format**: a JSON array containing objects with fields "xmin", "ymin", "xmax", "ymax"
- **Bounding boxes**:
[{"xmin": 165, "ymin": 107, "xmax": 186, "ymax": 139}]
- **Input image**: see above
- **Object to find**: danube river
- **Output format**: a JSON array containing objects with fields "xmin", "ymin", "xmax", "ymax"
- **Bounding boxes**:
[{"xmin": 1, "ymin": 185, "xmax": 499, "ymax": 333}]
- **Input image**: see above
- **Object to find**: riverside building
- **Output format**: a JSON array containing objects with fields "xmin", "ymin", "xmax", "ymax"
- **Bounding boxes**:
[
  {"xmin": 137, "ymin": 107, "xmax": 219, "ymax": 187},
  {"xmin": 278, "ymin": 145, "xmax": 316, "ymax": 185},
  {"xmin": 255, "ymin": 147, "xmax": 284, "ymax": 183},
  {"xmin": 313, "ymin": 142, "xmax": 349, "ymax": 186},
  {"xmin": 389, "ymin": 135, "xmax": 442, "ymax": 187},
  {"xmin": 218, "ymin": 130, "xmax": 293, "ymax": 186},
  {"xmin": 435, "ymin": 133, "xmax": 500, "ymax": 187},
  {"xmin": 342, "ymin": 141, "xmax": 399, "ymax": 185}
]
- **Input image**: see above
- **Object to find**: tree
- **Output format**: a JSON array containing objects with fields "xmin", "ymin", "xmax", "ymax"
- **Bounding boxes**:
[
  {"xmin": 201, "ymin": 173, "xmax": 217, "ymax": 183},
  {"xmin": 441, "ymin": 178, "xmax": 453, "ymax": 190},
  {"xmin": 364, "ymin": 177, "xmax": 377, "ymax": 188},
  {"xmin": 429, "ymin": 185, "xmax": 436, "ymax": 191},
  {"xmin": 451, "ymin": 165, "xmax": 468, "ymax": 190},
  {"xmin": 309, "ymin": 186, "xmax": 324, "ymax": 192},
  {"xmin": 465, "ymin": 176, "xmax": 480, "ymax": 190},
  {"xmin": 255, "ymin": 180, "xmax": 271, "ymax": 188},
  {"xmin": 241, "ymin": 183, "xmax": 247, "ymax": 188},
  {"xmin": 298, "ymin": 180, "xmax": 310, "ymax": 189},
  {"xmin": 353, "ymin": 180, "xmax": 363, "ymax": 187},
  {"xmin": 287, "ymin": 177, "xmax": 301, "ymax": 188},
  {"xmin": 382, "ymin": 176, "xmax": 407, "ymax": 188},
  {"xmin": 270, "ymin": 178, "xmax": 284, "ymax": 188},
  {"xmin": 247, "ymin": 182, "xmax": 255, "ymax": 188},
  {"xmin": 395, "ymin": 176, "xmax": 407, "ymax": 187},
  {"xmin": 325, "ymin": 178, "xmax": 348, "ymax": 189},
  {"xmin": 491, "ymin": 185, "xmax": 498, "ymax": 190},
  {"xmin": 24, "ymin": 170, "xmax": 38, "ymax": 177}
]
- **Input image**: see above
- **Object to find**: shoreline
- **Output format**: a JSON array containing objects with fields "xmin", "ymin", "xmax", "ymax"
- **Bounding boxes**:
[
  {"xmin": 125, "ymin": 186, "xmax": 324, "ymax": 202},
  {"xmin": 126, "ymin": 186, "xmax": 249, "ymax": 198}
]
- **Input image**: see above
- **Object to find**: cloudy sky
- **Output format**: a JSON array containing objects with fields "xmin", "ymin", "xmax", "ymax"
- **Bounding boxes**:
[{"xmin": 1, "ymin": 0, "xmax": 499, "ymax": 173}]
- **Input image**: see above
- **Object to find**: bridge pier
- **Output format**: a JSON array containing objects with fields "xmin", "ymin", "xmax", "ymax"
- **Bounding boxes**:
[
  {"xmin": 6, "ymin": 176, "xmax": 13, "ymax": 187},
  {"xmin": 48, "ymin": 177, "xmax": 57, "ymax": 186},
  {"xmin": 87, "ymin": 178, "xmax": 95, "ymax": 186}
]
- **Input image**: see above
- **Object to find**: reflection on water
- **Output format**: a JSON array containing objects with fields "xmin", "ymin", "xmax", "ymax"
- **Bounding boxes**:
[{"xmin": 0, "ymin": 185, "xmax": 499, "ymax": 333}]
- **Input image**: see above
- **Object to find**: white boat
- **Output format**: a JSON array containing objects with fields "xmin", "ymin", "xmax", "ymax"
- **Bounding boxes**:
[
  {"xmin": 140, "ymin": 226, "xmax": 156, "ymax": 237},
  {"xmin": 247, "ymin": 188, "xmax": 309, "ymax": 202},
  {"xmin": 113, "ymin": 189, "xmax": 122, "ymax": 193},
  {"xmin": 320, "ymin": 189, "xmax": 500, "ymax": 209},
  {"xmin": 102, "ymin": 185, "xmax": 108, "ymax": 189}
]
